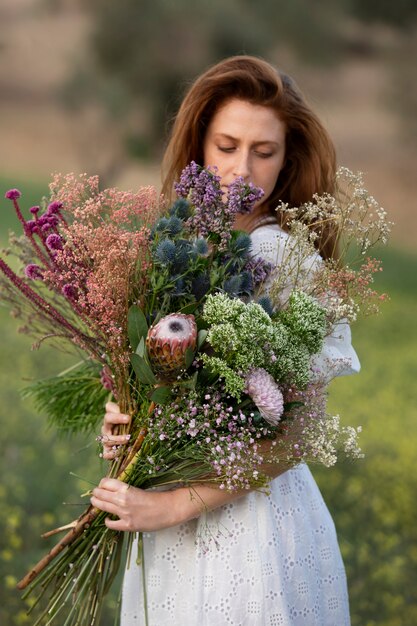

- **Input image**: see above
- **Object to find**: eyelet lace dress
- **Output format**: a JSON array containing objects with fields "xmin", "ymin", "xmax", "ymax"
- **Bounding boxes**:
[{"xmin": 120, "ymin": 224, "xmax": 360, "ymax": 626}]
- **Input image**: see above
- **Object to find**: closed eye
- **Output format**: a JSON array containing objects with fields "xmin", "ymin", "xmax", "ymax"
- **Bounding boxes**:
[{"xmin": 218, "ymin": 146, "xmax": 236, "ymax": 153}]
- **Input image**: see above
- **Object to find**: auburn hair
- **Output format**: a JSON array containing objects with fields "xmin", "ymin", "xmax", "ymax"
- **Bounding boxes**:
[{"xmin": 162, "ymin": 55, "xmax": 338, "ymax": 260}]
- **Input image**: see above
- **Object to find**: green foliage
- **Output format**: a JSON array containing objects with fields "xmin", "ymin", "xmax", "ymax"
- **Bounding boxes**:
[
  {"xmin": 22, "ymin": 361, "xmax": 109, "ymax": 436},
  {"xmin": 313, "ymin": 246, "xmax": 417, "ymax": 625}
]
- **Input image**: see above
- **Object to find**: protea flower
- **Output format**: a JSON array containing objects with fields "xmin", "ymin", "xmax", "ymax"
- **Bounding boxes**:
[
  {"xmin": 245, "ymin": 368, "xmax": 284, "ymax": 426},
  {"xmin": 146, "ymin": 313, "xmax": 197, "ymax": 380}
]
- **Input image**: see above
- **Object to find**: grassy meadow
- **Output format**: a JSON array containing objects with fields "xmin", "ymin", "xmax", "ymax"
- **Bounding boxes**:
[{"xmin": 1, "ymin": 177, "xmax": 416, "ymax": 625}]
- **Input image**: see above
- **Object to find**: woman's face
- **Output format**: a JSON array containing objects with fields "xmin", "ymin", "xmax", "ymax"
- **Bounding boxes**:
[{"xmin": 203, "ymin": 98, "xmax": 286, "ymax": 208}]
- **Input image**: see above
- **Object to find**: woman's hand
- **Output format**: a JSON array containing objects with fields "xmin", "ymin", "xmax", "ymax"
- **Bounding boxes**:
[
  {"xmin": 90, "ymin": 479, "xmax": 196, "ymax": 532},
  {"xmin": 100, "ymin": 401, "xmax": 131, "ymax": 460}
]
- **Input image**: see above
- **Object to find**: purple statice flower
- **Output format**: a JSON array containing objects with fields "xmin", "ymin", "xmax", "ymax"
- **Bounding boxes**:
[
  {"xmin": 227, "ymin": 178, "xmax": 264, "ymax": 215},
  {"xmin": 45, "ymin": 233, "xmax": 63, "ymax": 250},
  {"xmin": 245, "ymin": 368, "xmax": 284, "ymax": 426},
  {"xmin": 30, "ymin": 206, "xmax": 40, "ymax": 215},
  {"xmin": 24, "ymin": 264, "xmax": 43, "ymax": 280},
  {"xmin": 244, "ymin": 256, "xmax": 274, "ymax": 285},
  {"xmin": 5, "ymin": 189, "xmax": 21, "ymax": 200}
]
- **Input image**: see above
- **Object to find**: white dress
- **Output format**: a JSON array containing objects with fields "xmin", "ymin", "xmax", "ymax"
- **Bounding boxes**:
[{"xmin": 120, "ymin": 224, "xmax": 360, "ymax": 626}]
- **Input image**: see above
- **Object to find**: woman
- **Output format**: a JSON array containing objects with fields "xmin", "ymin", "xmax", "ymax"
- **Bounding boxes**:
[{"xmin": 91, "ymin": 56, "xmax": 360, "ymax": 625}]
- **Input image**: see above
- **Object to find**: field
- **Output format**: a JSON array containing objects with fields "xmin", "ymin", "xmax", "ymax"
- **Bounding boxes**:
[{"xmin": 0, "ymin": 176, "xmax": 416, "ymax": 625}]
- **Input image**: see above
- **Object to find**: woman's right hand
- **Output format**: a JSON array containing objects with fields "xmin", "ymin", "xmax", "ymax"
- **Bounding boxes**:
[{"xmin": 100, "ymin": 401, "xmax": 132, "ymax": 460}]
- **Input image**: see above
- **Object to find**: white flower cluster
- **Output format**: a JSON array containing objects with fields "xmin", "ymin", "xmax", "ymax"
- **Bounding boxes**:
[
  {"xmin": 202, "ymin": 292, "xmax": 326, "ymax": 397},
  {"xmin": 301, "ymin": 413, "xmax": 364, "ymax": 467}
]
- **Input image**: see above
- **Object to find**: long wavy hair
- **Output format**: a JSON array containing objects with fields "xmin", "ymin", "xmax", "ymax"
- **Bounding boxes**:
[{"xmin": 162, "ymin": 55, "xmax": 338, "ymax": 260}]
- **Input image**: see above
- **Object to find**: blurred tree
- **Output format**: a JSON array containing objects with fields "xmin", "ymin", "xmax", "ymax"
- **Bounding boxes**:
[
  {"xmin": 348, "ymin": 0, "xmax": 417, "ymax": 29},
  {"xmin": 78, "ymin": 0, "xmax": 349, "ymax": 158}
]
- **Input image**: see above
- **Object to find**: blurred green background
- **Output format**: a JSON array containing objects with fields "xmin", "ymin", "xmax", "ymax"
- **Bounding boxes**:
[{"xmin": 1, "ymin": 1, "xmax": 416, "ymax": 624}]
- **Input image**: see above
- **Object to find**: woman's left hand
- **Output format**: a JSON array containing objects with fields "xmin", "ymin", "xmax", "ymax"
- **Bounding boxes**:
[{"xmin": 90, "ymin": 478, "xmax": 191, "ymax": 532}]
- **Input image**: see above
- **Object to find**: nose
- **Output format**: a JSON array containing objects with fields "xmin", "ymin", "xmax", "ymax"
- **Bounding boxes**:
[{"xmin": 232, "ymin": 151, "xmax": 251, "ymax": 181}]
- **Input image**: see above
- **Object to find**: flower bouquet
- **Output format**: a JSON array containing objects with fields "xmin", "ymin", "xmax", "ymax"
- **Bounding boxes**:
[{"xmin": 1, "ymin": 163, "xmax": 390, "ymax": 625}]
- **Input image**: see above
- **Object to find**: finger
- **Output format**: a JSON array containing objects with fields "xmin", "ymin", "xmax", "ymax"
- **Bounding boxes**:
[
  {"xmin": 104, "ymin": 517, "xmax": 130, "ymax": 532},
  {"xmin": 104, "ymin": 411, "xmax": 130, "ymax": 426},
  {"xmin": 105, "ymin": 401, "xmax": 121, "ymax": 413},
  {"xmin": 100, "ymin": 433, "xmax": 131, "ymax": 446},
  {"xmin": 101, "ymin": 446, "xmax": 125, "ymax": 460},
  {"xmin": 103, "ymin": 411, "xmax": 131, "ymax": 429},
  {"xmin": 90, "ymin": 496, "xmax": 120, "ymax": 517},
  {"xmin": 98, "ymin": 477, "xmax": 129, "ymax": 492}
]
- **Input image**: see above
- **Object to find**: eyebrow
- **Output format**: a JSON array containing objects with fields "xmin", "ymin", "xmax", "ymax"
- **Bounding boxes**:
[{"xmin": 212, "ymin": 133, "xmax": 281, "ymax": 147}]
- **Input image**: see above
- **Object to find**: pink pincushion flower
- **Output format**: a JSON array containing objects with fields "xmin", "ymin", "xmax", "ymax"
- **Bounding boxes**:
[
  {"xmin": 245, "ymin": 368, "xmax": 284, "ymax": 426},
  {"xmin": 146, "ymin": 313, "xmax": 197, "ymax": 381}
]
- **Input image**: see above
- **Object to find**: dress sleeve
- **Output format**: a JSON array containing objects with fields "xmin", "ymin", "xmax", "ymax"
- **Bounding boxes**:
[{"xmin": 250, "ymin": 224, "xmax": 361, "ymax": 383}]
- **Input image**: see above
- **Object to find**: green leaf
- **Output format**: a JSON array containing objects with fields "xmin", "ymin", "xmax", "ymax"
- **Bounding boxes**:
[
  {"xmin": 185, "ymin": 346, "xmax": 195, "ymax": 369},
  {"xmin": 197, "ymin": 329, "xmax": 208, "ymax": 349},
  {"xmin": 130, "ymin": 353, "xmax": 156, "ymax": 385},
  {"xmin": 179, "ymin": 301, "xmax": 198, "ymax": 314},
  {"xmin": 136, "ymin": 336, "xmax": 145, "ymax": 357},
  {"xmin": 180, "ymin": 371, "xmax": 198, "ymax": 390},
  {"xmin": 150, "ymin": 386, "xmax": 172, "ymax": 404},
  {"xmin": 128, "ymin": 305, "xmax": 148, "ymax": 352}
]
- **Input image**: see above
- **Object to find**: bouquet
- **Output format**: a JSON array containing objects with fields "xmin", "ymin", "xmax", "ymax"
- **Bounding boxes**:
[{"xmin": 1, "ymin": 163, "xmax": 390, "ymax": 625}]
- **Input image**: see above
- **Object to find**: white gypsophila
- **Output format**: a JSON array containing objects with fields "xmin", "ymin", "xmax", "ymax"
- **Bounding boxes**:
[
  {"xmin": 301, "ymin": 413, "xmax": 363, "ymax": 467},
  {"xmin": 245, "ymin": 368, "xmax": 284, "ymax": 426}
]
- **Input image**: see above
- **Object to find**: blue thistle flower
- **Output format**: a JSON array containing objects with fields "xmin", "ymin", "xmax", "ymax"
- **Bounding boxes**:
[
  {"xmin": 239, "ymin": 271, "xmax": 253, "ymax": 294},
  {"xmin": 257, "ymin": 296, "xmax": 274, "ymax": 316},
  {"xmin": 155, "ymin": 217, "xmax": 169, "ymax": 231},
  {"xmin": 165, "ymin": 216, "xmax": 183, "ymax": 235},
  {"xmin": 172, "ymin": 240, "xmax": 192, "ymax": 273},
  {"xmin": 231, "ymin": 233, "xmax": 252, "ymax": 257},
  {"xmin": 223, "ymin": 275, "xmax": 243, "ymax": 297},
  {"xmin": 192, "ymin": 238, "xmax": 209, "ymax": 256},
  {"xmin": 169, "ymin": 198, "xmax": 192, "ymax": 219},
  {"xmin": 155, "ymin": 239, "xmax": 177, "ymax": 264},
  {"xmin": 191, "ymin": 273, "xmax": 211, "ymax": 300},
  {"xmin": 170, "ymin": 275, "xmax": 186, "ymax": 296}
]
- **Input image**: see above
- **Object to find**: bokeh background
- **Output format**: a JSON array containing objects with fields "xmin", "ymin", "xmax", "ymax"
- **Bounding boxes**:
[{"xmin": 1, "ymin": 1, "xmax": 416, "ymax": 624}]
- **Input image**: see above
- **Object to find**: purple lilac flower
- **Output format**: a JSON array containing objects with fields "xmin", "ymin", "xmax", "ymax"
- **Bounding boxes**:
[
  {"xmin": 245, "ymin": 368, "xmax": 284, "ymax": 426},
  {"xmin": 244, "ymin": 256, "xmax": 274, "ymax": 285},
  {"xmin": 5, "ymin": 189, "xmax": 21, "ymax": 200},
  {"xmin": 227, "ymin": 178, "xmax": 264, "ymax": 215},
  {"xmin": 174, "ymin": 162, "xmax": 265, "ymax": 250}
]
